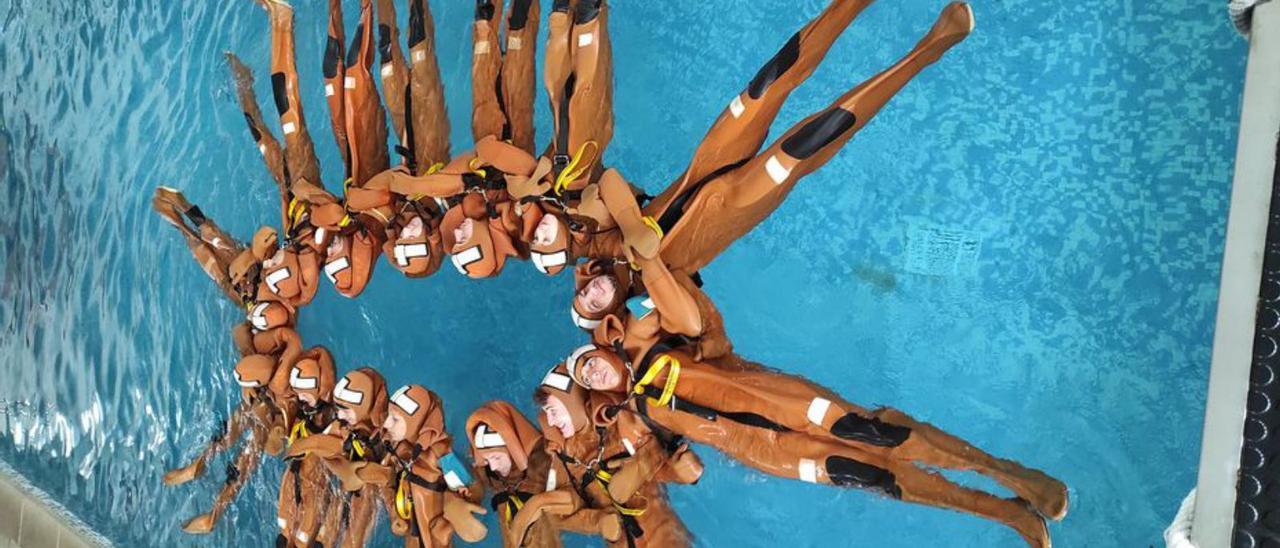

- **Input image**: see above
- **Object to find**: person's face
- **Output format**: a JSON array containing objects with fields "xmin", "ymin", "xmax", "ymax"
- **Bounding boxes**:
[
  {"xmin": 541, "ymin": 395, "xmax": 576, "ymax": 439},
  {"xmin": 382, "ymin": 410, "xmax": 409, "ymax": 443},
  {"xmin": 336, "ymin": 406, "xmax": 357, "ymax": 426},
  {"xmin": 581, "ymin": 356, "xmax": 622, "ymax": 391},
  {"xmin": 575, "ymin": 275, "xmax": 617, "ymax": 315},
  {"xmin": 482, "ymin": 450, "xmax": 514, "ymax": 477},
  {"xmin": 533, "ymin": 215, "xmax": 561, "ymax": 248},
  {"xmin": 400, "ymin": 216, "xmax": 425, "ymax": 239},
  {"xmin": 453, "ymin": 218, "xmax": 474, "ymax": 246},
  {"xmin": 298, "ymin": 392, "xmax": 318, "ymax": 407}
]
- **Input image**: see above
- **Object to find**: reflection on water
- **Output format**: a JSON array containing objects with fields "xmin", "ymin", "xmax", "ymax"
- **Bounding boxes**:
[{"xmin": 0, "ymin": 0, "xmax": 1247, "ymax": 546}]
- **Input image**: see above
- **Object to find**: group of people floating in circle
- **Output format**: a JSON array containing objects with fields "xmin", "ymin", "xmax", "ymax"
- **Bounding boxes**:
[{"xmin": 152, "ymin": 0, "xmax": 1068, "ymax": 546}]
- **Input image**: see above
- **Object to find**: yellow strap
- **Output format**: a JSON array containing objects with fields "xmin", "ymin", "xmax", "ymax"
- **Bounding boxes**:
[
  {"xmin": 641, "ymin": 216, "xmax": 663, "ymax": 239},
  {"xmin": 632, "ymin": 354, "xmax": 680, "ymax": 407},
  {"xmin": 288, "ymin": 421, "xmax": 310, "ymax": 446},
  {"xmin": 338, "ymin": 214, "xmax": 353, "ymax": 228},
  {"xmin": 467, "ymin": 157, "xmax": 488, "ymax": 178},
  {"xmin": 350, "ymin": 439, "xmax": 366, "ymax": 459},
  {"xmin": 502, "ymin": 503, "xmax": 512, "ymax": 523},
  {"xmin": 553, "ymin": 141, "xmax": 600, "ymax": 195},
  {"xmin": 342, "ymin": 177, "xmax": 354, "ymax": 195},
  {"xmin": 595, "ymin": 469, "xmax": 613, "ymax": 482},
  {"xmin": 613, "ymin": 501, "xmax": 647, "ymax": 517},
  {"xmin": 395, "ymin": 473, "xmax": 413, "ymax": 520}
]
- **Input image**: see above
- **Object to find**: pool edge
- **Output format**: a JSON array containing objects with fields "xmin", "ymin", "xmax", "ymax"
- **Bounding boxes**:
[
  {"xmin": 0, "ymin": 461, "xmax": 112, "ymax": 548},
  {"xmin": 1193, "ymin": 2, "xmax": 1280, "ymax": 547}
]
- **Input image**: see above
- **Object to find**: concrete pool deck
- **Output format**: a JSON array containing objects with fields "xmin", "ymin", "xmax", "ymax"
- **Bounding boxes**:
[{"xmin": 0, "ymin": 467, "xmax": 108, "ymax": 548}]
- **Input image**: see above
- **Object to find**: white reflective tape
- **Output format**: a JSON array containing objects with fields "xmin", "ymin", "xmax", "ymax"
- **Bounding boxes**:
[
  {"xmin": 313, "ymin": 228, "xmax": 327, "ymax": 245},
  {"xmin": 249, "ymin": 303, "xmax": 271, "ymax": 330},
  {"xmin": 729, "ymin": 95, "xmax": 746, "ymax": 119},
  {"xmin": 277, "ymin": 517, "xmax": 288, "ymax": 529},
  {"xmin": 282, "ymin": 122, "xmax": 297, "ymax": 135},
  {"xmin": 258, "ymin": 143, "xmax": 267, "ymax": 155},
  {"xmin": 443, "ymin": 471, "xmax": 465, "ymax": 490},
  {"xmin": 474, "ymin": 41, "xmax": 490, "ymax": 55},
  {"xmin": 530, "ymin": 251, "xmax": 568, "ymax": 274},
  {"xmin": 451, "ymin": 246, "xmax": 482, "ymax": 276},
  {"xmin": 296, "ymin": 531, "xmax": 310, "ymax": 543},
  {"xmin": 265, "ymin": 267, "xmax": 291, "ymax": 294},
  {"xmin": 545, "ymin": 467, "xmax": 558, "ymax": 491},
  {"xmin": 507, "ymin": 36, "xmax": 523, "ymax": 50},
  {"xmin": 798, "ymin": 458, "xmax": 818, "ymax": 483},
  {"xmin": 765, "ymin": 155, "xmax": 791, "ymax": 185},
  {"xmin": 391, "ymin": 386, "xmax": 421, "ymax": 415},
  {"xmin": 234, "ymin": 370, "xmax": 261, "ymax": 388},
  {"xmin": 434, "ymin": 198, "xmax": 449, "ymax": 211},
  {"xmin": 344, "ymin": 76, "xmax": 357, "ymax": 89},
  {"xmin": 412, "ymin": 50, "xmax": 427, "ymax": 64},
  {"xmin": 807, "ymin": 398, "xmax": 832, "ymax": 426},
  {"xmin": 324, "ymin": 257, "xmax": 351, "ymax": 284},
  {"xmin": 473, "ymin": 425, "xmax": 506, "ymax": 449},
  {"xmin": 394, "ymin": 243, "xmax": 430, "ymax": 267},
  {"xmin": 325, "ymin": 83, "xmax": 335, "ymax": 97},
  {"xmin": 622, "ymin": 438, "xmax": 636, "ymax": 456},
  {"xmin": 290, "ymin": 367, "xmax": 318, "ymax": 391},
  {"xmin": 380, "ymin": 64, "xmax": 394, "ymax": 78},
  {"xmin": 565, "ymin": 345, "xmax": 595, "ymax": 386},
  {"xmin": 333, "ymin": 377, "xmax": 365, "ymax": 405},
  {"xmin": 541, "ymin": 370, "xmax": 572, "ymax": 392},
  {"xmin": 577, "ymin": 33, "xmax": 594, "ymax": 47},
  {"xmin": 570, "ymin": 307, "xmax": 600, "ymax": 330}
]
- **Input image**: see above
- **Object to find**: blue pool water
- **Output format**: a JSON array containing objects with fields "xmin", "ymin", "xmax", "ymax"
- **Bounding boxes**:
[{"xmin": 0, "ymin": 0, "xmax": 1246, "ymax": 546}]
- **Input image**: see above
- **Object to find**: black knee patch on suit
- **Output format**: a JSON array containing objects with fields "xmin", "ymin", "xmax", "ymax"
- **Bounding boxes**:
[
  {"xmin": 573, "ymin": 0, "xmax": 602, "ymax": 24},
  {"xmin": 186, "ymin": 205, "xmax": 208, "ymax": 227},
  {"xmin": 552, "ymin": 0, "xmax": 571, "ymax": 13},
  {"xmin": 747, "ymin": 32, "xmax": 801, "ymax": 100},
  {"xmin": 826, "ymin": 457, "xmax": 902, "ymax": 498},
  {"xmin": 509, "ymin": 0, "xmax": 533, "ymax": 30},
  {"xmin": 408, "ymin": 0, "xmax": 426, "ymax": 48},
  {"xmin": 831, "ymin": 413, "xmax": 911, "ymax": 447},
  {"xmin": 377, "ymin": 24, "xmax": 393, "ymax": 63},
  {"xmin": 475, "ymin": 0, "xmax": 495, "ymax": 21},
  {"xmin": 224, "ymin": 464, "xmax": 240, "ymax": 485},
  {"xmin": 271, "ymin": 72, "xmax": 290, "ymax": 117},
  {"xmin": 781, "ymin": 108, "xmax": 856, "ymax": 160},
  {"xmin": 243, "ymin": 113, "xmax": 263, "ymax": 142},
  {"xmin": 346, "ymin": 25, "xmax": 366, "ymax": 68},
  {"xmin": 275, "ymin": 533, "xmax": 289, "ymax": 548},
  {"xmin": 324, "ymin": 37, "xmax": 343, "ymax": 79}
]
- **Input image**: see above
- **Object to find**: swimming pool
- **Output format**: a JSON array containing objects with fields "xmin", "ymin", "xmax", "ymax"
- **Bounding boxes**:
[{"xmin": 0, "ymin": 0, "xmax": 1246, "ymax": 546}]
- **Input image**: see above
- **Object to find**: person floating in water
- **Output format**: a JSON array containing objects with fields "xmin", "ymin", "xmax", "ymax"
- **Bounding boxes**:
[
  {"xmin": 528, "ymin": 363, "xmax": 699, "ymax": 548},
  {"xmin": 466, "ymin": 400, "xmax": 627, "ymax": 546}
]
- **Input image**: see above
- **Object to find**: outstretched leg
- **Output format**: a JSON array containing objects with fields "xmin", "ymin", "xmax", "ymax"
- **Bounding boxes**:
[
  {"xmin": 406, "ymin": 0, "xmax": 452, "ymax": 171},
  {"xmin": 502, "ymin": 0, "xmax": 540, "ymax": 153},
  {"xmin": 228, "ymin": 53, "xmax": 292, "ymax": 231},
  {"xmin": 726, "ymin": 2, "xmax": 973, "ymax": 209},
  {"xmin": 873, "ymin": 408, "xmax": 1069, "ymax": 521},
  {"xmin": 543, "ymin": 0, "xmax": 573, "ymax": 159},
  {"xmin": 559, "ymin": 0, "xmax": 612, "ymax": 189},
  {"xmin": 261, "ymin": 0, "xmax": 323, "ymax": 188},
  {"xmin": 376, "ymin": 0, "xmax": 411, "ymax": 152},
  {"xmin": 662, "ymin": 0, "xmax": 875, "ymax": 210},
  {"xmin": 657, "ymin": 3, "xmax": 973, "ymax": 273},
  {"xmin": 151, "ymin": 188, "xmax": 244, "ymax": 302},
  {"xmin": 324, "ymin": 0, "xmax": 350, "ymax": 170},
  {"xmin": 163, "ymin": 407, "xmax": 251, "ymax": 486},
  {"xmin": 180, "ymin": 426, "xmax": 267, "ymax": 534},
  {"xmin": 472, "ymin": 0, "xmax": 507, "ymax": 143},
  {"xmin": 346, "ymin": 0, "xmax": 392, "ymax": 187},
  {"xmin": 893, "ymin": 464, "xmax": 1050, "ymax": 548}
]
